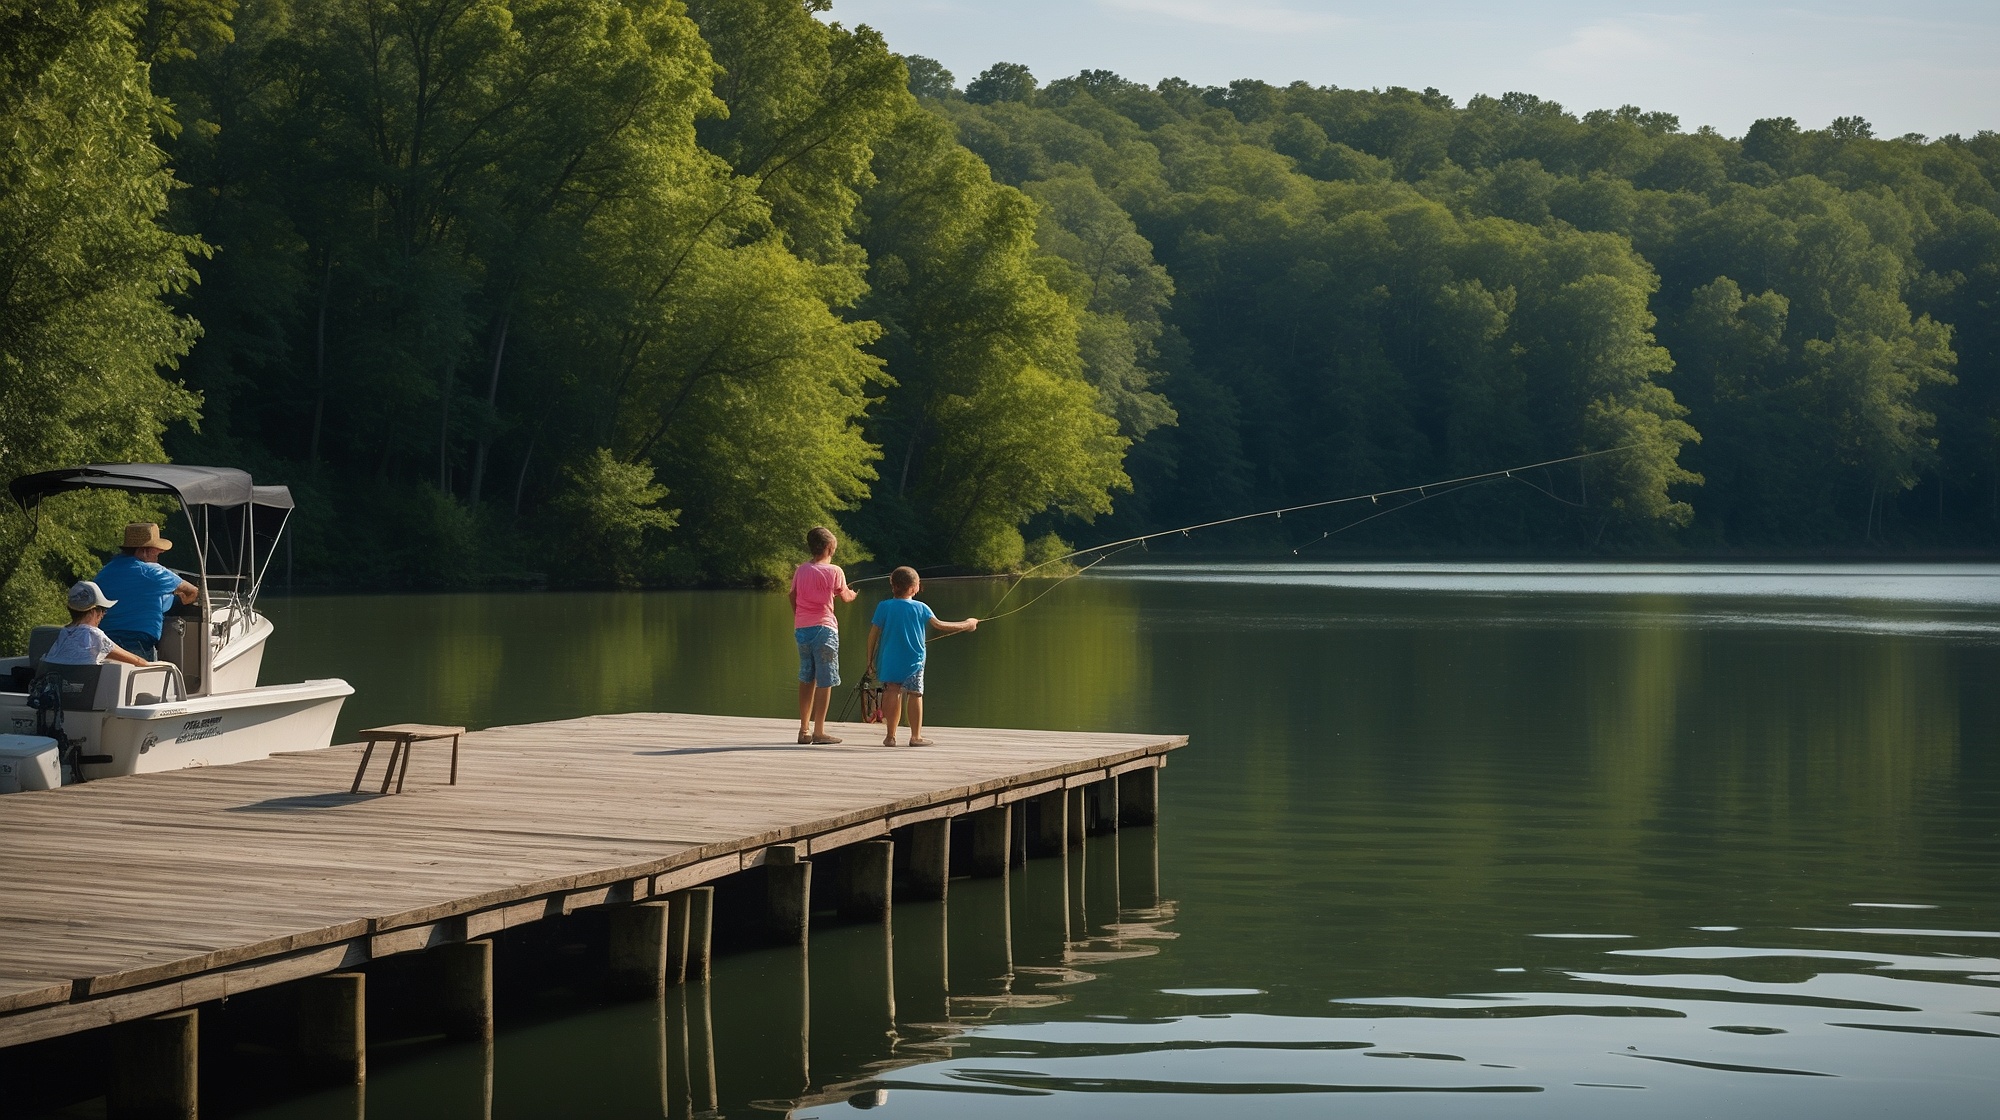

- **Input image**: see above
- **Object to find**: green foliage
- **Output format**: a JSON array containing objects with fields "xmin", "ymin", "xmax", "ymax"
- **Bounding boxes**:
[
  {"xmin": 545, "ymin": 448, "xmax": 677, "ymax": 586},
  {"xmin": 901, "ymin": 53, "xmax": 954, "ymax": 101},
  {"xmin": 0, "ymin": 0, "xmax": 204, "ymax": 648},
  {"xmin": 94, "ymin": 0, "xmax": 1130, "ymax": 590},
  {"xmin": 857, "ymin": 109, "xmax": 1128, "ymax": 569},
  {"xmin": 942, "ymin": 74, "xmax": 2000, "ymax": 550},
  {"xmin": 966, "ymin": 62, "xmax": 1034, "ymax": 106},
  {"xmin": 1023, "ymin": 173, "xmax": 1177, "ymax": 437},
  {"xmin": 13, "ymin": 0, "xmax": 2000, "ymax": 608}
]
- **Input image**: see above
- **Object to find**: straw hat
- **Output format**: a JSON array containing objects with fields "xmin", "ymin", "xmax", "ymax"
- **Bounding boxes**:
[{"xmin": 122, "ymin": 522, "xmax": 172, "ymax": 551}]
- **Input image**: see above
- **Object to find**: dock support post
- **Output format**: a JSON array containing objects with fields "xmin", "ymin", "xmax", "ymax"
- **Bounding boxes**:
[
  {"xmin": 1010, "ymin": 802, "xmax": 1028, "ymax": 868},
  {"xmin": 1067, "ymin": 787, "xmax": 1086, "ymax": 849},
  {"xmin": 836, "ymin": 839, "xmax": 893, "ymax": 922},
  {"xmin": 609, "ymin": 901, "xmax": 674, "ymax": 998},
  {"xmin": 766, "ymin": 850, "xmax": 813, "ymax": 944},
  {"xmin": 1119, "ymin": 766, "xmax": 1159, "ymax": 825},
  {"xmin": 970, "ymin": 806, "xmax": 1010, "ymax": 878},
  {"xmin": 1029, "ymin": 790, "xmax": 1067, "ymax": 857},
  {"xmin": 1086, "ymin": 778, "xmax": 1120, "ymax": 835},
  {"xmin": 109, "ymin": 1009, "xmax": 198, "ymax": 1120},
  {"xmin": 685, "ymin": 886, "xmax": 714, "ymax": 983},
  {"xmin": 436, "ymin": 939, "xmax": 494, "ymax": 1042},
  {"xmin": 297, "ymin": 972, "xmax": 366, "ymax": 1085},
  {"xmin": 906, "ymin": 819, "xmax": 950, "ymax": 901}
]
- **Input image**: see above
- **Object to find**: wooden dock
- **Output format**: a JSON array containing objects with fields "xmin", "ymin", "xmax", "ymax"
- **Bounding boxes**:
[{"xmin": 0, "ymin": 713, "xmax": 1182, "ymax": 1056}]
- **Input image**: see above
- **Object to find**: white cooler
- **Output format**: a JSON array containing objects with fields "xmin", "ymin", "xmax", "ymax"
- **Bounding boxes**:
[{"xmin": 0, "ymin": 734, "xmax": 61, "ymax": 793}]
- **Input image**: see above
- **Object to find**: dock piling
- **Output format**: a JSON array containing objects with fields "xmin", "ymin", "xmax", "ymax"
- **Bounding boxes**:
[
  {"xmin": 1029, "ymin": 790, "xmax": 1067, "ymax": 857},
  {"xmin": 970, "ymin": 806, "xmax": 1010, "ymax": 878},
  {"xmin": 1010, "ymin": 802, "xmax": 1029, "ymax": 868},
  {"xmin": 765, "ymin": 849, "xmax": 813, "ymax": 945},
  {"xmin": 108, "ymin": 1008, "xmax": 197, "ymax": 1120},
  {"xmin": 835, "ymin": 839, "xmax": 893, "ymax": 922},
  {"xmin": 1119, "ymin": 767, "xmax": 1159, "ymax": 826},
  {"xmin": 666, "ymin": 893, "xmax": 694, "ymax": 985},
  {"xmin": 296, "ymin": 972, "xmax": 365, "ymax": 1085},
  {"xmin": 684, "ymin": 886, "xmax": 714, "ymax": 982},
  {"xmin": 1086, "ymin": 779, "xmax": 1120, "ymax": 835},
  {"xmin": 609, "ymin": 901, "xmax": 674, "ymax": 998},
  {"xmin": 434, "ymin": 940, "xmax": 494, "ymax": 1042},
  {"xmin": 904, "ymin": 819, "xmax": 950, "ymax": 901},
  {"xmin": 1067, "ymin": 787, "xmax": 1086, "ymax": 849}
]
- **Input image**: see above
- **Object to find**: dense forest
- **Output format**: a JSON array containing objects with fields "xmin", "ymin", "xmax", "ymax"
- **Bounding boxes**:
[{"xmin": 4, "ymin": 0, "xmax": 1998, "ymax": 639}]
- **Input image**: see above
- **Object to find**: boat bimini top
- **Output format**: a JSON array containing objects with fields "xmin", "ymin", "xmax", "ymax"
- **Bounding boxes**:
[
  {"xmin": 10, "ymin": 464, "xmax": 297, "ymax": 695},
  {"xmin": 10, "ymin": 463, "xmax": 294, "ymax": 600}
]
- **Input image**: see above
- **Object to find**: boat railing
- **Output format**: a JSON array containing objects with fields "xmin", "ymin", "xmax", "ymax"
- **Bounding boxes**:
[
  {"xmin": 125, "ymin": 663, "xmax": 187, "ymax": 705},
  {"xmin": 207, "ymin": 593, "xmax": 258, "ymax": 656},
  {"xmin": 169, "ymin": 567, "xmax": 260, "ymax": 656}
]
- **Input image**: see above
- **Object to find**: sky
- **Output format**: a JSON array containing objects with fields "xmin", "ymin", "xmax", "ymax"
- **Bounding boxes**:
[{"xmin": 824, "ymin": 0, "xmax": 2000, "ymax": 139}]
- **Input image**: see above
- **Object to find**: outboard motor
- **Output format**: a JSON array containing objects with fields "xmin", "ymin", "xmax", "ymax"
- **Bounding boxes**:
[{"xmin": 25, "ymin": 674, "xmax": 80, "ymax": 785}]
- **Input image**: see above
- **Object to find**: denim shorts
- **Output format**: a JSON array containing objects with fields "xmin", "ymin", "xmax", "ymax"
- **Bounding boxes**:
[
  {"xmin": 884, "ymin": 667, "xmax": 923, "ymax": 697},
  {"xmin": 796, "ymin": 626, "xmax": 840, "ymax": 687}
]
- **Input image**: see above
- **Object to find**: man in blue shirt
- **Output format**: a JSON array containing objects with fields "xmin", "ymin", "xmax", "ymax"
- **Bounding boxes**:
[{"xmin": 92, "ymin": 522, "xmax": 198, "ymax": 661}]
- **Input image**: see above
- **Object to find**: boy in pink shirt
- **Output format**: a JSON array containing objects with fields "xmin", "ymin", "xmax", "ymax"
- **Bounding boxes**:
[{"xmin": 790, "ymin": 526, "xmax": 857, "ymax": 744}]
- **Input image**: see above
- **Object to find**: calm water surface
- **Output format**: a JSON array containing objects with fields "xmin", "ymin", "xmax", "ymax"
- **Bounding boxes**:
[{"xmin": 243, "ymin": 563, "xmax": 2000, "ymax": 1118}]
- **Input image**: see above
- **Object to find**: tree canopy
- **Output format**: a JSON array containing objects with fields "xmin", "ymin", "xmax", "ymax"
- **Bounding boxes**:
[
  {"xmin": 930, "ymin": 66, "xmax": 1986, "ymax": 551},
  {"xmin": 5, "ymin": 10, "xmax": 2000, "ymax": 641}
]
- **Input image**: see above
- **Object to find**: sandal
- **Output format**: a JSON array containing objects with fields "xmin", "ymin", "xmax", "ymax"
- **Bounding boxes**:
[
  {"xmin": 907, "ymin": 737, "xmax": 935, "ymax": 747},
  {"xmin": 797, "ymin": 732, "xmax": 812, "ymax": 744},
  {"xmin": 810, "ymin": 734, "xmax": 843, "ymax": 745}
]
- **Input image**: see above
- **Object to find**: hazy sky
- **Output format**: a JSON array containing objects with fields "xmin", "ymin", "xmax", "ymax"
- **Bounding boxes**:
[{"xmin": 824, "ymin": 0, "xmax": 1999, "ymax": 139}]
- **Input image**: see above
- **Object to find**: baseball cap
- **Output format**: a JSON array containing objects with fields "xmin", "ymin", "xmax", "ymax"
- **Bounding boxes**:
[{"xmin": 66, "ymin": 581, "xmax": 117, "ymax": 611}]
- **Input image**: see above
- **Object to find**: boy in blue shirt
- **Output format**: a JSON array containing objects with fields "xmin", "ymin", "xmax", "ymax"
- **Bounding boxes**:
[{"xmin": 866, "ymin": 566, "xmax": 977, "ymax": 747}]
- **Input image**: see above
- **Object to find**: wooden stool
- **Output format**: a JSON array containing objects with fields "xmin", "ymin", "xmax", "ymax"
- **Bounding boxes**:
[{"xmin": 351, "ymin": 724, "xmax": 467, "ymax": 794}]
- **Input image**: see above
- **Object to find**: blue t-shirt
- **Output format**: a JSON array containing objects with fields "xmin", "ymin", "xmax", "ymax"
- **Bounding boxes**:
[
  {"xmin": 94, "ymin": 554, "xmax": 183, "ymax": 639},
  {"xmin": 871, "ymin": 597, "xmax": 935, "ymax": 684}
]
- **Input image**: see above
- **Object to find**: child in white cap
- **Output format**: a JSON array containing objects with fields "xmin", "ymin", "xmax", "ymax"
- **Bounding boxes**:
[{"xmin": 42, "ymin": 581, "xmax": 161, "ymax": 668}]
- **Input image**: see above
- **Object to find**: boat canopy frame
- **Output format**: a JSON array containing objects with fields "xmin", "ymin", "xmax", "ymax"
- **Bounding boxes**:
[{"xmin": 9, "ymin": 464, "xmax": 295, "ymax": 625}]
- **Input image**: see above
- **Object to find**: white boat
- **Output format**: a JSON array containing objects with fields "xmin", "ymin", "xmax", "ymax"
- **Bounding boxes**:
[{"xmin": 1, "ymin": 464, "xmax": 352, "ymax": 789}]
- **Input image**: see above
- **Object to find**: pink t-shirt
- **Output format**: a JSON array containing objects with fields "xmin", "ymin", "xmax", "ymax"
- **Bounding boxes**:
[{"xmin": 791, "ymin": 562, "xmax": 848, "ymax": 630}]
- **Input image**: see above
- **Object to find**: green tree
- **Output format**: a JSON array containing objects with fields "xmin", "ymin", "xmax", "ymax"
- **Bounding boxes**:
[
  {"xmin": 966, "ymin": 61, "xmax": 1034, "ymax": 105},
  {"xmin": 1023, "ymin": 172, "xmax": 1176, "ymax": 437},
  {"xmin": 859, "ymin": 109, "xmax": 1128, "ymax": 569},
  {"xmin": 546, "ymin": 448, "xmax": 677, "ymax": 586},
  {"xmin": 0, "ymin": 0, "xmax": 204, "ymax": 648}
]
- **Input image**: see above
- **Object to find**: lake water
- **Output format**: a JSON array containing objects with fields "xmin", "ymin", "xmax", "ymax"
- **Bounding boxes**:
[{"xmin": 238, "ymin": 563, "xmax": 2000, "ymax": 1118}]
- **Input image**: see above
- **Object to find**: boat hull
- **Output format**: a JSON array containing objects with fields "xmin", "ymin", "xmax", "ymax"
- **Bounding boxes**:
[{"xmin": 0, "ymin": 678, "xmax": 352, "ymax": 780}]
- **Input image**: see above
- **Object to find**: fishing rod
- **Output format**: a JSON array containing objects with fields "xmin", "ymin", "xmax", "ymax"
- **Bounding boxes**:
[
  {"xmin": 972, "ymin": 443, "xmax": 1638, "ymax": 614},
  {"xmin": 833, "ymin": 444, "xmax": 1636, "ymax": 720},
  {"xmin": 851, "ymin": 444, "xmax": 1631, "ymax": 590}
]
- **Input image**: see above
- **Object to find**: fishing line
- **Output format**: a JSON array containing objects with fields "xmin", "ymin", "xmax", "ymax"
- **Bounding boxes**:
[
  {"xmin": 925, "ymin": 542, "xmax": 1139, "ymax": 642},
  {"xmin": 830, "ymin": 444, "xmax": 1635, "ymax": 720},
  {"xmin": 1287, "ymin": 475, "xmax": 1502, "ymax": 555},
  {"xmin": 973, "ymin": 444, "xmax": 1638, "ymax": 612}
]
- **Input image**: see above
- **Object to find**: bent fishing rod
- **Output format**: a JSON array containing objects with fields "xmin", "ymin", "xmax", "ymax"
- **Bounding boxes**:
[
  {"xmin": 853, "ymin": 445, "xmax": 1635, "ymax": 591},
  {"xmin": 836, "ymin": 442, "xmax": 1632, "ymax": 712}
]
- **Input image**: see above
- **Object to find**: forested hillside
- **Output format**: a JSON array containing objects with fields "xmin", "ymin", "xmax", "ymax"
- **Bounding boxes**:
[
  {"xmin": 5, "ymin": 0, "xmax": 1998, "ymax": 637},
  {"xmin": 933, "ymin": 65, "xmax": 1994, "ymax": 553}
]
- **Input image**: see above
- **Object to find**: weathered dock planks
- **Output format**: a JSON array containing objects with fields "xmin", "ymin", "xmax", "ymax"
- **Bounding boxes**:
[{"xmin": 0, "ymin": 712, "xmax": 1181, "ymax": 1048}]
